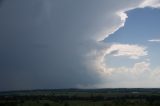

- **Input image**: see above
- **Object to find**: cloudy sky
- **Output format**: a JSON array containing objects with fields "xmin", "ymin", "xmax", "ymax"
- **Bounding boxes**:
[{"xmin": 0, "ymin": 0, "xmax": 160, "ymax": 91}]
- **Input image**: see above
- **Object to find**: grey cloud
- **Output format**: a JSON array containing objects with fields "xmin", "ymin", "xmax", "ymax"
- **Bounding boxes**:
[
  {"xmin": 0, "ymin": 0, "xmax": 144, "ymax": 91},
  {"xmin": 0, "ymin": 0, "xmax": 3, "ymax": 5}
]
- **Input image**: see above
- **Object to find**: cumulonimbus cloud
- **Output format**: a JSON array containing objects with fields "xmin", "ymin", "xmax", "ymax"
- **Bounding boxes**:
[{"xmin": 1, "ymin": 0, "xmax": 160, "ymax": 90}]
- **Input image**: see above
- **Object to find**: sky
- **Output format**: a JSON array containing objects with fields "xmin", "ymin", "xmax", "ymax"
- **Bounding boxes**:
[
  {"xmin": 0, "ymin": 0, "xmax": 160, "ymax": 91},
  {"xmin": 105, "ymin": 8, "xmax": 160, "ymax": 67},
  {"xmin": 102, "ymin": 7, "xmax": 160, "ymax": 88}
]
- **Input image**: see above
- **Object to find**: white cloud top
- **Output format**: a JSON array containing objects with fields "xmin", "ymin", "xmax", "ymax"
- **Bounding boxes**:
[{"xmin": 140, "ymin": 0, "xmax": 160, "ymax": 8}]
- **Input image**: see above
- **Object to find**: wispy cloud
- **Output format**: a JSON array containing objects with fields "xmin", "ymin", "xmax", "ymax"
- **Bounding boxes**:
[
  {"xmin": 106, "ymin": 44, "xmax": 148, "ymax": 59},
  {"xmin": 148, "ymin": 39, "xmax": 160, "ymax": 42},
  {"xmin": 140, "ymin": 0, "xmax": 160, "ymax": 8},
  {"xmin": 88, "ymin": 43, "xmax": 148, "ymax": 77}
]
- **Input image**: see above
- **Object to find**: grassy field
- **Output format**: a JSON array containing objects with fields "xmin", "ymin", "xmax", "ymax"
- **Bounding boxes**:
[{"xmin": 1, "ymin": 88, "xmax": 160, "ymax": 106}]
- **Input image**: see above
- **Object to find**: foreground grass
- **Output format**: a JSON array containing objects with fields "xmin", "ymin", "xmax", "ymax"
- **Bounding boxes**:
[
  {"xmin": 1, "ymin": 89, "xmax": 160, "ymax": 106},
  {"xmin": 1, "ymin": 100, "xmax": 159, "ymax": 106}
]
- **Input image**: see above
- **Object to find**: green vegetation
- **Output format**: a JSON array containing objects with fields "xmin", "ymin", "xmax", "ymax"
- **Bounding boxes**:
[{"xmin": 1, "ymin": 88, "xmax": 160, "ymax": 106}]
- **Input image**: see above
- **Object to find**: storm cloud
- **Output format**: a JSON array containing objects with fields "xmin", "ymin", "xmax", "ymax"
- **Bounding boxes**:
[{"xmin": 0, "ymin": 0, "xmax": 158, "ymax": 91}]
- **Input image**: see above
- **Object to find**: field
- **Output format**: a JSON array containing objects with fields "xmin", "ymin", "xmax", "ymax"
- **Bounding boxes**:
[{"xmin": 1, "ymin": 89, "xmax": 160, "ymax": 106}]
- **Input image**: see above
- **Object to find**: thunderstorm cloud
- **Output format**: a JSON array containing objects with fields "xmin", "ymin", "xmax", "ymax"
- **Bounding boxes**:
[{"xmin": 0, "ymin": 0, "xmax": 160, "ymax": 90}]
